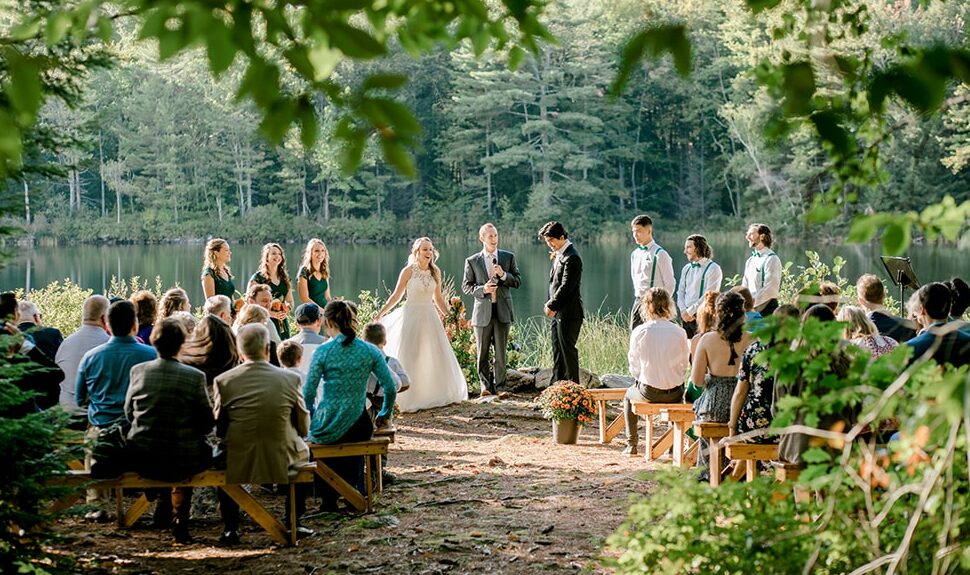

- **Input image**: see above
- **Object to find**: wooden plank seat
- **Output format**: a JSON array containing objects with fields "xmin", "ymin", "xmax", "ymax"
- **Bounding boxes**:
[
  {"xmin": 631, "ymin": 402, "xmax": 694, "ymax": 461},
  {"xmin": 659, "ymin": 409, "xmax": 698, "ymax": 468},
  {"xmin": 694, "ymin": 422, "xmax": 730, "ymax": 486},
  {"xmin": 723, "ymin": 443, "xmax": 780, "ymax": 482},
  {"xmin": 372, "ymin": 425, "xmax": 397, "ymax": 443},
  {"xmin": 308, "ymin": 437, "xmax": 391, "ymax": 513},
  {"xmin": 588, "ymin": 388, "xmax": 629, "ymax": 444},
  {"xmin": 48, "ymin": 464, "xmax": 317, "ymax": 546}
]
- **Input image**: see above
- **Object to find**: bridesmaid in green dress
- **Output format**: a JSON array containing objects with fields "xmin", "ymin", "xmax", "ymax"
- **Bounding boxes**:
[
  {"xmin": 201, "ymin": 238, "xmax": 236, "ymax": 300},
  {"xmin": 297, "ymin": 238, "xmax": 332, "ymax": 307},
  {"xmin": 249, "ymin": 242, "xmax": 294, "ymax": 338}
]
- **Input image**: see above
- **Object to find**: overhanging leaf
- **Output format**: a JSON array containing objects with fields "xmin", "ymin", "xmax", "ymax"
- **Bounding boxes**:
[
  {"xmin": 746, "ymin": 0, "xmax": 785, "ymax": 14},
  {"xmin": 881, "ymin": 220, "xmax": 911, "ymax": 256},
  {"xmin": 610, "ymin": 25, "xmax": 691, "ymax": 97},
  {"xmin": 781, "ymin": 61, "xmax": 815, "ymax": 116}
]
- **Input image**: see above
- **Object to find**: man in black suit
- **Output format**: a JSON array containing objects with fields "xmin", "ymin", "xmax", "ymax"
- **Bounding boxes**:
[
  {"xmin": 462, "ymin": 223, "xmax": 522, "ymax": 398},
  {"xmin": 539, "ymin": 221, "xmax": 584, "ymax": 385},
  {"xmin": 17, "ymin": 300, "xmax": 64, "ymax": 360}
]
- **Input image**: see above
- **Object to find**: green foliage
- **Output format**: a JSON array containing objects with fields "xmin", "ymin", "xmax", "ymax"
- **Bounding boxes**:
[
  {"xmin": 515, "ymin": 310, "xmax": 628, "ymax": 377},
  {"xmin": 608, "ymin": 294, "xmax": 970, "ymax": 573},
  {"xmin": 15, "ymin": 280, "xmax": 92, "ymax": 338},
  {"xmin": 606, "ymin": 470, "xmax": 814, "ymax": 574}
]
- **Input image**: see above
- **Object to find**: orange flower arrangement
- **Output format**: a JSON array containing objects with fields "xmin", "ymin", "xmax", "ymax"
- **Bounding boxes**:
[
  {"xmin": 537, "ymin": 380, "xmax": 595, "ymax": 424},
  {"xmin": 271, "ymin": 299, "xmax": 290, "ymax": 314}
]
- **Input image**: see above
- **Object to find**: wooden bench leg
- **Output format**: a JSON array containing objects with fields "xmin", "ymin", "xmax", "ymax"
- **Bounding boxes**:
[
  {"xmin": 115, "ymin": 488, "xmax": 124, "ymax": 527},
  {"xmin": 314, "ymin": 461, "xmax": 367, "ymax": 511},
  {"xmin": 121, "ymin": 494, "xmax": 151, "ymax": 528},
  {"xmin": 604, "ymin": 415, "xmax": 624, "ymax": 444},
  {"xmin": 710, "ymin": 441, "xmax": 723, "ymax": 487},
  {"xmin": 649, "ymin": 428, "xmax": 673, "ymax": 461},
  {"xmin": 746, "ymin": 460, "xmax": 757, "ymax": 482},
  {"xmin": 672, "ymin": 422, "xmax": 688, "ymax": 467},
  {"xmin": 597, "ymin": 400, "xmax": 608, "ymax": 443},
  {"xmin": 220, "ymin": 485, "xmax": 290, "ymax": 547},
  {"xmin": 684, "ymin": 439, "xmax": 699, "ymax": 468}
]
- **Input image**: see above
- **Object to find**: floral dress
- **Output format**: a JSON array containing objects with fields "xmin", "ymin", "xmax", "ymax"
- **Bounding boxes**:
[{"xmin": 736, "ymin": 341, "xmax": 774, "ymax": 443}]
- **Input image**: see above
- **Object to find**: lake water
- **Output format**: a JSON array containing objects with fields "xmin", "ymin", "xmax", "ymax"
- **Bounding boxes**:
[{"xmin": 1, "ymin": 238, "xmax": 964, "ymax": 318}]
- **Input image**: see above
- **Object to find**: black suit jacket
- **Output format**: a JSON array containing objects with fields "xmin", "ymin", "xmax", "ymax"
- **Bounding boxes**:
[
  {"xmin": 18, "ymin": 323, "xmax": 63, "ymax": 361},
  {"xmin": 546, "ymin": 243, "xmax": 584, "ymax": 319},
  {"xmin": 867, "ymin": 311, "xmax": 917, "ymax": 343}
]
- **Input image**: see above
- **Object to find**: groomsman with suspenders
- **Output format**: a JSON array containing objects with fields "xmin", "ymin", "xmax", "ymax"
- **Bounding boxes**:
[
  {"xmin": 676, "ymin": 234, "xmax": 722, "ymax": 338},
  {"xmin": 630, "ymin": 215, "xmax": 675, "ymax": 330},
  {"xmin": 742, "ymin": 223, "xmax": 782, "ymax": 316}
]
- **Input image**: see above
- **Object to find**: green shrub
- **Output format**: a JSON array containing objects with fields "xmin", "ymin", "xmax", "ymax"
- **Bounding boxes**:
[{"xmin": 515, "ymin": 310, "xmax": 629, "ymax": 376}]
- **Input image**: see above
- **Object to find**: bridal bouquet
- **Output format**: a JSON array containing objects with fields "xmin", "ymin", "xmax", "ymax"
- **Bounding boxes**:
[{"xmin": 537, "ymin": 381, "xmax": 595, "ymax": 423}]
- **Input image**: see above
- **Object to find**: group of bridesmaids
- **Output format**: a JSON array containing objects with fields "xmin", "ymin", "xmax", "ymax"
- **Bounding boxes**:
[{"xmin": 200, "ymin": 238, "xmax": 332, "ymax": 338}]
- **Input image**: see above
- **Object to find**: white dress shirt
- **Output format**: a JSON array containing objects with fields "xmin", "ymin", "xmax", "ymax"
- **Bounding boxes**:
[
  {"xmin": 677, "ymin": 258, "xmax": 723, "ymax": 316},
  {"xmin": 54, "ymin": 324, "xmax": 110, "ymax": 413},
  {"xmin": 630, "ymin": 240, "xmax": 676, "ymax": 300},
  {"xmin": 742, "ymin": 247, "xmax": 782, "ymax": 309},
  {"xmin": 628, "ymin": 319, "xmax": 690, "ymax": 390}
]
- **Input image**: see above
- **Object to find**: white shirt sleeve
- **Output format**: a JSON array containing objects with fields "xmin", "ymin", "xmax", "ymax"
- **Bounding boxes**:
[
  {"xmin": 659, "ymin": 249, "xmax": 676, "ymax": 303},
  {"xmin": 676, "ymin": 264, "xmax": 690, "ymax": 314},
  {"xmin": 750, "ymin": 255, "xmax": 782, "ymax": 307},
  {"xmin": 628, "ymin": 328, "xmax": 643, "ymax": 379}
]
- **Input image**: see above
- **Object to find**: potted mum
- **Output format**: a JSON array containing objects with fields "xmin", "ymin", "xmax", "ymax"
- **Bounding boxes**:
[{"xmin": 538, "ymin": 380, "xmax": 595, "ymax": 444}]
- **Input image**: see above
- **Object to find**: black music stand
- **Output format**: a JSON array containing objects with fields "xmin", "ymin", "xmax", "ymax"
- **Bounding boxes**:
[{"xmin": 880, "ymin": 256, "xmax": 919, "ymax": 316}]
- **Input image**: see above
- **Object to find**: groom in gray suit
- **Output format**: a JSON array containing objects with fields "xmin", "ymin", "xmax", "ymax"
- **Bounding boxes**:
[{"xmin": 462, "ymin": 223, "xmax": 522, "ymax": 398}]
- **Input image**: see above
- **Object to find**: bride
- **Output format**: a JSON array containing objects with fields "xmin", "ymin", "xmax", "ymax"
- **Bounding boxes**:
[{"xmin": 376, "ymin": 237, "xmax": 468, "ymax": 412}]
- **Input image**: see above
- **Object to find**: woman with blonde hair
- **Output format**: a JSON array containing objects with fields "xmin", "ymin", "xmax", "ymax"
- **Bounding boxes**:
[
  {"xmin": 375, "ymin": 237, "xmax": 467, "ymax": 412},
  {"xmin": 157, "ymin": 288, "xmax": 190, "ymax": 323},
  {"xmin": 249, "ymin": 242, "xmax": 294, "ymax": 339},
  {"xmin": 297, "ymin": 239, "xmax": 332, "ymax": 310},
  {"xmin": 201, "ymin": 239, "xmax": 235, "ymax": 300},
  {"xmin": 837, "ymin": 304, "xmax": 898, "ymax": 359}
]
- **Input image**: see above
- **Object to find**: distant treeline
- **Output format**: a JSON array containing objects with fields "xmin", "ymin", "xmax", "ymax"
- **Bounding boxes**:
[{"xmin": 6, "ymin": 1, "xmax": 970, "ymax": 243}]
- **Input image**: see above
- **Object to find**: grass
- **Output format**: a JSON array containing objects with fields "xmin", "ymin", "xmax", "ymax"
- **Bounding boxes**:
[{"xmin": 513, "ymin": 310, "xmax": 629, "ymax": 377}]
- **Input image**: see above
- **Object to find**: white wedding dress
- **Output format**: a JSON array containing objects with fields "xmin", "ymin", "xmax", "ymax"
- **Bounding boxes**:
[{"xmin": 382, "ymin": 265, "xmax": 468, "ymax": 412}]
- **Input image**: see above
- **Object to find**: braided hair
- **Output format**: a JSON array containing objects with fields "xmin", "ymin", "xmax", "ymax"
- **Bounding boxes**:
[{"xmin": 715, "ymin": 291, "xmax": 746, "ymax": 365}]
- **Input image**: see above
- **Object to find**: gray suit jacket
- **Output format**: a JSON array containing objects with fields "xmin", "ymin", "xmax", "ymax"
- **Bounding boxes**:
[
  {"xmin": 213, "ymin": 361, "xmax": 310, "ymax": 484},
  {"xmin": 462, "ymin": 249, "xmax": 521, "ymax": 327}
]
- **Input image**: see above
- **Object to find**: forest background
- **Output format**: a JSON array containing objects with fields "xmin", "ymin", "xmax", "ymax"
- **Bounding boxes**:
[{"xmin": 6, "ymin": 0, "xmax": 970, "ymax": 244}]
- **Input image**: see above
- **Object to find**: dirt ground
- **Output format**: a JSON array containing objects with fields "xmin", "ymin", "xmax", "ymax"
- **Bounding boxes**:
[{"xmin": 48, "ymin": 395, "xmax": 661, "ymax": 574}]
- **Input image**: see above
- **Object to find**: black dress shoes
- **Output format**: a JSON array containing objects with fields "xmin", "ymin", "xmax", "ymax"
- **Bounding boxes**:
[{"xmin": 218, "ymin": 530, "xmax": 241, "ymax": 546}]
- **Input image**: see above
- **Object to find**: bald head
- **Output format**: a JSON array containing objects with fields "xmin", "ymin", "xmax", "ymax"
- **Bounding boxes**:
[
  {"xmin": 237, "ymin": 323, "xmax": 269, "ymax": 362},
  {"xmin": 82, "ymin": 295, "xmax": 110, "ymax": 323}
]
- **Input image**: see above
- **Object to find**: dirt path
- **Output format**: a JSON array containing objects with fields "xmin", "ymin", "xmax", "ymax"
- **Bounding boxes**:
[{"xmin": 50, "ymin": 396, "xmax": 658, "ymax": 574}]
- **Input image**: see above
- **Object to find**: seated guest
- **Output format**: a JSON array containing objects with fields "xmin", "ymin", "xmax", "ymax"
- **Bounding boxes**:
[
  {"xmin": 168, "ymin": 311, "xmax": 198, "ymax": 334},
  {"xmin": 303, "ymin": 301, "xmax": 397, "ymax": 512},
  {"xmin": 776, "ymin": 304, "xmax": 852, "ymax": 465},
  {"xmin": 1, "ymin": 292, "xmax": 64, "ymax": 418},
  {"xmin": 728, "ymin": 304, "xmax": 800, "ymax": 444},
  {"xmin": 17, "ymin": 300, "xmax": 64, "ymax": 359},
  {"xmin": 203, "ymin": 295, "xmax": 233, "ymax": 325},
  {"xmin": 905, "ymin": 282, "xmax": 970, "ymax": 368},
  {"xmin": 692, "ymin": 291, "xmax": 752, "ymax": 476},
  {"xmin": 818, "ymin": 281, "xmax": 841, "ymax": 313},
  {"xmin": 75, "ymin": 300, "xmax": 157, "ymax": 521},
  {"xmin": 233, "ymin": 304, "xmax": 280, "ymax": 366},
  {"xmin": 362, "ymin": 322, "xmax": 409, "ymax": 485},
  {"xmin": 946, "ymin": 277, "xmax": 970, "ymax": 331},
  {"xmin": 690, "ymin": 291, "xmax": 719, "ymax": 361},
  {"xmin": 125, "ymin": 318, "xmax": 213, "ymax": 543},
  {"xmin": 855, "ymin": 274, "xmax": 917, "ymax": 342},
  {"xmin": 278, "ymin": 340, "xmax": 304, "ymax": 377},
  {"xmin": 179, "ymin": 315, "xmax": 239, "ymax": 396},
  {"xmin": 286, "ymin": 303, "xmax": 327, "ymax": 374},
  {"xmin": 212, "ymin": 324, "xmax": 310, "ymax": 545},
  {"xmin": 245, "ymin": 284, "xmax": 282, "ymax": 343},
  {"xmin": 55, "ymin": 295, "xmax": 110, "ymax": 420},
  {"xmin": 730, "ymin": 285, "xmax": 763, "ymax": 332},
  {"xmin": 622, "ymin": 288, "xmax": 689, "ymax": 457},
  {"xmin": 131, "ymin": 290, "xmax": 158, "ymax": 343},
  {"xmin": 837, "ymin": 305, "xmax": 898, "ymax": 359},
  {"xmin": 158, "ymin": 288, "xmax": 190, "ymax": 321}
]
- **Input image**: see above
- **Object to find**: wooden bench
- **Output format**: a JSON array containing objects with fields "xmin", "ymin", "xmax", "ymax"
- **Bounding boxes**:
[
  {"xmin": 588, "ymin": 388, "xmax": 628, "ymax": 444},
  {"xmin": 660, "ymin": 409, "xmax": 698, "ymax": 468},
  {"xmin": 694, "ymin": 422, "xmax": 730, "ymax": 485},
  {"xmin": 308, "ymin": 437, "xmax": 391, "ymax": 513},
  {"xmin": 48, "ymin": 464, "xmax": 317, "ymax": 546},
  {"xmin": 723, "ymin": 443, "xmax": 780, "ymax": 481},
  {"xmin": 631, "ymin": 402, "xmax": 694, "ymax": 461}
]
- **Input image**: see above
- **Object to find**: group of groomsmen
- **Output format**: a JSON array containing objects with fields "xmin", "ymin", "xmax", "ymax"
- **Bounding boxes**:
[{"xmin": 628, "ymin": 216, "xmax": 781, "ymax": 335}]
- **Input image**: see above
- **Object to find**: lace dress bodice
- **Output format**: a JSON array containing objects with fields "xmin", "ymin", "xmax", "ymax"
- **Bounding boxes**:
[{"xmin": 407, "ymin": 265, "xmax": 436, "ymax": 305}]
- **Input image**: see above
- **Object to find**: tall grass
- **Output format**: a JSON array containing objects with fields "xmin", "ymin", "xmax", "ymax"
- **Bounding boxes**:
[{"xmin": 513, "ymin": 310, "xmax": 630, "ymax": 376}]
